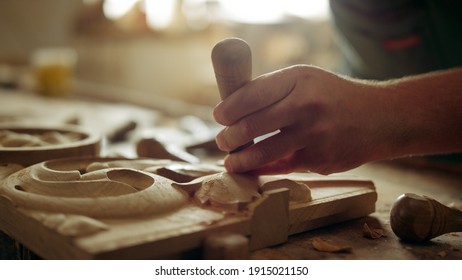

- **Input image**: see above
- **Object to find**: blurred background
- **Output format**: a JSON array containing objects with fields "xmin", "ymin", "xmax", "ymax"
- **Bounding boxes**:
[{"xmin": 0, "ymin": 0, "xmax": 340, "ymax": 109}]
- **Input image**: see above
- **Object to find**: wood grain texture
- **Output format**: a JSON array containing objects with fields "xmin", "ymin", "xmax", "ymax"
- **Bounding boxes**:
[{"xmin": 0, "ymin": 158, "xmax": 376, "ymax": 259}]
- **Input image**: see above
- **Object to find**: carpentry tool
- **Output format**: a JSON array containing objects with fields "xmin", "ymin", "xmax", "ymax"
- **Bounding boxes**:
[
  {"xmin": 211, "ymin": 38, "xmax": 253, "ymax": 153},
  {"xmin": 137, "ymin": 137, "xmax": 200, "ymax": 164},
  {"xmin": 390, "ymin": 193, "xmax": 462, "ymax": 242}
]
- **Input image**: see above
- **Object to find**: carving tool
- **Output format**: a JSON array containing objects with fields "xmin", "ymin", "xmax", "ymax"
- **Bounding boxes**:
[
  {"xmin": 136, "ymin": 137, "xmax": 200, "ymax": 164},
  {"xmin": 390, "ymin": 193, "xmax": 462, "ymax": 242},
  {"xmin": 211, "ymin": 38, "xmax": 253, "ymax": 153}
]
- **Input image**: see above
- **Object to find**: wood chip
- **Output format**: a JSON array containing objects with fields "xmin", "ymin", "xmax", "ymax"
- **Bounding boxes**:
[
  {"xmin": 312, "ymin": 237, "xmax": 352, "ymax": 253},
  {"xmin": 437, "ymin": 250, "xmax": 447, "ymax": 258},
  {"xmin": 363, "ymin": 223, "xmax": 386, "ymax": 239}
]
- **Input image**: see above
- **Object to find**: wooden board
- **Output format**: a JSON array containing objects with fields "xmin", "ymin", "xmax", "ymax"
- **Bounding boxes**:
[{"xmin": 0, "ymin": 158, "xmax": 376, "ymax": 259}]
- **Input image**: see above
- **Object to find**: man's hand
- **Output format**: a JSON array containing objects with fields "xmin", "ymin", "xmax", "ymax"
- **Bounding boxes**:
[{"xmin": 213, "ymin": 65, "xmax": 389, "ymax": 174}]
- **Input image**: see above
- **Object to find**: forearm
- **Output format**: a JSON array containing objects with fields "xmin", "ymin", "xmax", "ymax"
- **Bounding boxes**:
[{"xmin": 371, "ymin": 67, "xmax": 462, "ymax": 161}]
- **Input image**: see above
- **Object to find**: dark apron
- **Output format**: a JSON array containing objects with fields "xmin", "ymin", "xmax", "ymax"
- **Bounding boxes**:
[{"xmin": 329, "ymin": 0, "xmax": 462, "ymax": 79}]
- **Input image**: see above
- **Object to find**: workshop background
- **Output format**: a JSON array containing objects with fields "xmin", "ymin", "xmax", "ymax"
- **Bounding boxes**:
[
  {"xmin": 1, "ymin": 0, "xmax": 462, "ymax": 261},
  {"xmin": 0, "ymin": 0, "xmax": 338, "ymax": 108}
]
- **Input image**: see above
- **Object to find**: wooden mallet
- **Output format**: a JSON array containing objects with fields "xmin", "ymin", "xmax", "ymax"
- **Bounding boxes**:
[
  {"xmin": 211, "ymin": 37, "xmax": 253, "ymax": 153},
  {"xmin": 390, "ymin": 193, "xmax": 462, "ymax": 242}
]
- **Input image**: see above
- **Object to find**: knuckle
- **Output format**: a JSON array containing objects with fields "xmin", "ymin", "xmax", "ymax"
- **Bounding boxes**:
[
  {"xmin": 216, "ymin": 129, "xmax": 232, "ymax": 151},
  {"xmin": 253, "ymin": 84, "xmax": 267, "ymax": 103},
  {"xmin": 216, "ymin": 108, "xmax": 233, "ymax": 126},
  {"xmin": 252, "ymin": 145, "xmax": 274, "ymax": 167},
  {"xmin": 239, "ymin": 117, "xmax": 259, "ymax": 140},
  {"xmin": 213, "ymin": 108, "xmax": 227, "ymax": 125},
  {"xmin": 214, "ymin": 103, "xmax": 237, "ymax": 126}
]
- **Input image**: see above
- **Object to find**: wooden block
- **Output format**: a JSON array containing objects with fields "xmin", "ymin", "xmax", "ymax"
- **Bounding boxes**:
[
  {"xmin": 288, "ymin": 178, "xmax": 377, "ymax": 235},
  {"xmin": 248, "ymin": 188, "xmax": 290, "ymax": 250},
  {"xmin": 203, "ymin": 232, "xmax": 249, "ymax": 259},
  {"xmin": 0, "ymin": 158, "xmax": 376, "ymax": 259}
]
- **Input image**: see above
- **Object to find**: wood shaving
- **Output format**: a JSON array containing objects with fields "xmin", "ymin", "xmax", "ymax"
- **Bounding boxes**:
[
  {"xmin": 437, "ymin": 250, "xmax": 447, "ymax": 258},
  {"xmin": 195, "ymin": 172, "xmax": 260, "ymax": 208},
  {"xmin": 363, "ymin": 223, "xmax": 386, "ymax": 239},
  {"xmin": 312, "ymin": 237, "xmax": 352, "ymax": 253}
]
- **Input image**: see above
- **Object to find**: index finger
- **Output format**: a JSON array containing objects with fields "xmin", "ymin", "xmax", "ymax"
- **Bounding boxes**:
[{"xmin": 213, "ymin": 67, "xmax": 298, "ymax": 126}]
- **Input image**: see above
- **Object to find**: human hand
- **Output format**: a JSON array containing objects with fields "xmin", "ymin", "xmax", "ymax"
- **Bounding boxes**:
[{"xmin": 213, "ymin": 65, "xmax": 388, "ymax": 175}]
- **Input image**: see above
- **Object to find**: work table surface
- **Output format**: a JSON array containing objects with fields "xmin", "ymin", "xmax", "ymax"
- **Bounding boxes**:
[
  {"xmin": 1, "ymin": 90, "xmax": 461, "ymax": 260},
  {"xmin": 253, "ymin": 162, "xmax": 462, "ymax": 260}
]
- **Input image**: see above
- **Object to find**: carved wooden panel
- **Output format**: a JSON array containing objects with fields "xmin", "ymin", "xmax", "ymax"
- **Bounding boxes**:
[
  {"xmin": 0, "ymin": 125, "xmax": 100, "ymax": 166},
  {"xmin": 0, "ymin": 157, "xmax": 376, "ymax": 259}
]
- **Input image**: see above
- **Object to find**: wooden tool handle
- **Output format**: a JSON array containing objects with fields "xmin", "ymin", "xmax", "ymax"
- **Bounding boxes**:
[
  {"xmin": 212, "ymin": 38, "xmax": 253, "ymax": 153},
  {"xmin": 212, "ymin": 38, "xmax": 252, "ymax": 100},
  {"xmin": 390, "ymin": 193, "xmax": 462, "ymax": 242}
]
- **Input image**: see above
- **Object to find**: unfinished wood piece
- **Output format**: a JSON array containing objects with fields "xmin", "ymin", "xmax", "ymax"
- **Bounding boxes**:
[
  {"xmin": 259, "ymin": 176, "xmax": 312, "ymax": 202},
  {"xmin": 0, "ymin": 159, "xmax": 188, "ymax": 218},
  {"xmin": 26, "ymin": 211, "xmax": 109, "ymax": 237},
  {"xmin": 0, "ymin": 124, "xmax": 100, "ymax": 166},
  {"xmin": 191, "ymin": 172, "xmax": 261, "ymax": 211},
  {"xmin": 0, "ymin": 163, "xmax": 24, "ymax": 181},
  {"xmin": 203, "ymin": 232, "xmax": 249, "ymax": 260},
  {"xmin": 283, "ymin": 174, "xmax": 377, "ymax": 235},
  {"xmin": 248, "ymin": 188, "xmax": 290, "ymax": 250},
  {"xmin": 0, "ymin": 130, "xmax": 81, "ymax": 147},
  {"xmin": 0, "ymin": 158, "xmax": 376, "ymax": 259}
]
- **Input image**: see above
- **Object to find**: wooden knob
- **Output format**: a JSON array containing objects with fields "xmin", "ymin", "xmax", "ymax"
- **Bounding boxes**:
[
  {"xmin": 390, "ymin": 193, "xmax": 462, "ymax": 242},
  {"xmin": 212, "ymin": 37, "xmax": 252, "ymax": 100}
]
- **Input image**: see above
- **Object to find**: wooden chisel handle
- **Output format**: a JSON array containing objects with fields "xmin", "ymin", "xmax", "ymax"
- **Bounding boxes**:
[
  {"xmin": 212, "ymin": 38, "xmax": 253, "ymax": 153},
  {"xmin": 390, "ymin": 193, "xmax": 462, "ymax": 242},
  {"xmin": 212, "ymin": 37, "xmax": 252, "ymax": 100}
]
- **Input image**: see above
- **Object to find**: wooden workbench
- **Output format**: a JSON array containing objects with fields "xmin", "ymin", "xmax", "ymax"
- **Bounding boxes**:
[
  {"xmin": 1, "ymin": 89, "xmax": 461, "ymax": 260},
  {"xmin": 252, "ymin": 161, "xmax": 462, "ymax": 260}
]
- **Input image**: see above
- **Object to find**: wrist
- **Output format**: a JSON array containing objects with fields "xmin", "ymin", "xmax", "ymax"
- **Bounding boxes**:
[{"xmin": 369, "ymin": 69, "xmax": 462, "ymax": 161}]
